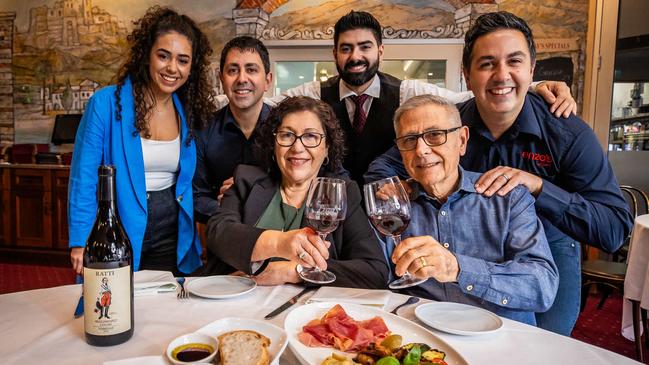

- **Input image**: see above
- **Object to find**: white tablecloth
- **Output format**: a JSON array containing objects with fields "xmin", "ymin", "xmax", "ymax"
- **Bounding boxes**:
[
  {"xmin": 623, "ymin": 214, "xmax": 649, "ymax": 339},
  {"xmin": 0, "ymin": 277, "xmax": 640, "ymax": 365}
]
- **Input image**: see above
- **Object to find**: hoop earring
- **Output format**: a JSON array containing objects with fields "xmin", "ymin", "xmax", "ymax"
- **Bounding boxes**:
[{"xmin": 323, "ymin": 156, "xmax": 330, "ymax": 166}]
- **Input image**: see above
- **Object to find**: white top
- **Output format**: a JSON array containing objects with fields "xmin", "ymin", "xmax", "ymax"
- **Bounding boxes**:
[
  {"xmin": 0, "ymin": 275, "xmax": 638, "ymax": 365},
  {"xmin": 337, "ymin": 74, "xmax": 381, "ymax": 125},
  {"xmin": 141, "ymin": 135, "xmax": 180, "ymax": 192}
]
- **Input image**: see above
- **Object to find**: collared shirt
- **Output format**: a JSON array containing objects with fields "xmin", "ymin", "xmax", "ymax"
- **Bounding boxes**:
[
  {"xmin": 193, "ymin": 104, "xmax": 271, "ymax": 223},
  {"xmin": 459, "ymin": 93, "xmax": 633, "ymax": 251},
  {"xmin": 401, "ymin": 167, "xmax": 558, "ymax": 325},
  {"xmin": 338, "ymin": 74, "xmax": 381, "ymax": 123},
  {"xmin": 365, "ymin": 93, "xmax": 633, "ymax": 252}
]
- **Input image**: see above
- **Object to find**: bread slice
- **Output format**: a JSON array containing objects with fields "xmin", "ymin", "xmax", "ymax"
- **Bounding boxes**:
[{"xmin": 218, "ymin": 330, "xmax": 271, "ymax": 365}]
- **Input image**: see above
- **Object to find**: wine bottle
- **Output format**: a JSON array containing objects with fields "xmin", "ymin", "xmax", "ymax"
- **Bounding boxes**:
[{"xmin": 83, "ymin": 165, "xmax": 134, "ymax": 346}]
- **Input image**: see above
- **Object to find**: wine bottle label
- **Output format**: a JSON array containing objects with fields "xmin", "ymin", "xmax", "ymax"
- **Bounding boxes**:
[{"xmin": 83, "ymin": 266, "xmax": 131, "ymax": 336}]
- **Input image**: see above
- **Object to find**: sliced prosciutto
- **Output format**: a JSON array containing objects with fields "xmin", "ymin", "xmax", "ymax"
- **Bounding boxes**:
[{"xmin": 298, "ymin": 304, "xmax": 390, "ymax": 352}]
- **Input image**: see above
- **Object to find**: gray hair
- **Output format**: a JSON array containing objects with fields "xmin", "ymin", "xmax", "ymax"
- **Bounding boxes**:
[{"xmin": 393, "ymin": 95, "xmax": 462, "ymax": 131}]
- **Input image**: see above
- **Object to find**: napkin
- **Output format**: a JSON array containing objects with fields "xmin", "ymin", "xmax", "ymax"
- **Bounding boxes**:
[
  {"xmin": 306, "ymin": 286, "xmax": 391, "ymax": 309},
  {"xmin": 133, "ymin": 270, "xmax": 179, "ymax": 296}
]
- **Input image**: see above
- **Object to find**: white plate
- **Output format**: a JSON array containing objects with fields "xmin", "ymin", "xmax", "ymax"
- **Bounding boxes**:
[
  {"xmin": 415, "ymin": 302, "xmax": 503, "ymax": 336},
  {"xmin": 196, "ymin": 317, "xmax": 288, "ymax": 365},
  {"xmin": 186, "ymin": 276, "xmax": 256, "ymax": 299},
  {"xmin": 284, "ymin": 302, "xmax": 468, "ymax": 365}
]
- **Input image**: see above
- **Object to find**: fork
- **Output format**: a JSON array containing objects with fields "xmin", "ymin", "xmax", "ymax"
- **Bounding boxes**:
[
  {"xmin": 390, "ymin": 296, "xmax": 420, "ymax": 314},
  {"xmin": 176, "ymin": 277, "xmax": 188, "ymax": 300}
]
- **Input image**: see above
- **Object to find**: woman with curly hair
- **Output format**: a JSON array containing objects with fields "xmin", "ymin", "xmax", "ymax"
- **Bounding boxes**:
[
  {"xmin": 205, "ymin": 96, "xmax": 389, "ymax": 288},
  {"xmin": 69, "ymin": 6, "xmax": 216, "ymax": 275}
]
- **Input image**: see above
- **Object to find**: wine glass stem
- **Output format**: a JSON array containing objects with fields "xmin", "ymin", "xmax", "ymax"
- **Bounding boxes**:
[
  {"xmin": 311, "ymin": 233, "xmax": 327, "ymax": 272},
  {"xmin": 393, "ymin": 234, "xmax": 413, "ymax": 278}
]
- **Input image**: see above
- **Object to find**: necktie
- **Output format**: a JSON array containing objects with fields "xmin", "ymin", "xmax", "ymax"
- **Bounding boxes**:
[{"xmin": 349, "ymin": 94, "xmax": 369, "ymax": 135}]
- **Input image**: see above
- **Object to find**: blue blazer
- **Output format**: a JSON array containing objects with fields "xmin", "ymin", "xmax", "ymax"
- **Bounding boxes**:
[{"xmin": 68, "ymin": 78, "xmax": 201, "ymax": 274}]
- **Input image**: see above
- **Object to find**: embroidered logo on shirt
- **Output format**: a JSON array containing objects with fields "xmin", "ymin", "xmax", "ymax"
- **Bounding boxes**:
[{"xmin": 521, "ymin": 151, "xmax": 553, "ymax": 167}]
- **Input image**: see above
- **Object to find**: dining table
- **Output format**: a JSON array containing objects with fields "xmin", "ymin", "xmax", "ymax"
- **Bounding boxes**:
[
  {"xmin": 0, "ymin": 272, "xmax": 640, "ymax": 365},
  {"xmin": 623, "ymin": 213, "xmax": 649, "ymax": 340}
]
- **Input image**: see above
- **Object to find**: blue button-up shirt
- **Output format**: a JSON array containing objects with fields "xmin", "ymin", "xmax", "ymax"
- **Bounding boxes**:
[
  {"xmin": 401, "ymin": 168, "xmax": 558, "ymax": 325},
  {"xmin": 193, "ymin": 104, "xmax": 271, "ymax": 223}
]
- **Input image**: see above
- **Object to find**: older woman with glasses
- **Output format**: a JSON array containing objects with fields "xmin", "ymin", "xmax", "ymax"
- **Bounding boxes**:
[{"xmin": 204, "ymin": 96, "xmax": 389, "ymax": 288}]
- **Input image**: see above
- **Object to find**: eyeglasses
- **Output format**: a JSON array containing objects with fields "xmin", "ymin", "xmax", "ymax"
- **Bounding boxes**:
[
  {"xmin": 394, "ymin": 126, "xmax": 462, "ymax": 151},
  {"xmin": 274, "ymin": 130, "xmax": 325, "ymax": 148}
]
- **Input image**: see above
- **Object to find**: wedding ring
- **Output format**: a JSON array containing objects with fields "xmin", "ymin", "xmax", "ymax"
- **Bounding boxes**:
[
  {"xmin": 419, "ymin": 256, "xmax": 427, "ymax": 268},
  {"xmin": 298, "ymin": 251, "xmax": 307, "ymax": 260},
  {"xmin": 500, "ymin": 173, "xmax": 510, "ymax": 183}
]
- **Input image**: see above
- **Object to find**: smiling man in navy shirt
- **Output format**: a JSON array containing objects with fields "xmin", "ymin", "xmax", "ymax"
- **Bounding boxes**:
[
  {"xmin": 193, "ymin": 36, "xmax": 272, "ymax": 223},
  {"xmin": 367, "ymin": 12, "xmax": 632, "ymax": 336}
]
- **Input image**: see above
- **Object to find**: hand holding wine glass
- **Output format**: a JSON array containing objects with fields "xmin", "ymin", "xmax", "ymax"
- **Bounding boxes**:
[
  {"xmin": 301, "ymin": 177, "xmax": 347, "ymax": 284},
  {"xmin": 364, "ymin": 176, "xmax": 426, "ymax": 289}
]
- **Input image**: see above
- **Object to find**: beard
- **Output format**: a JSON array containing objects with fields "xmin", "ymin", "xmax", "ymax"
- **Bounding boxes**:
[{"xmin": 337, "ymin": 59, "xmax": 379, "ymax": 86}]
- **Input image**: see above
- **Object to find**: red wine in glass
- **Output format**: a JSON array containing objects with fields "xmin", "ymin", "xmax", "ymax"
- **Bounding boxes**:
[
  {"xmin": 370, "ymin": 213, "xmax": 410, "ymax": 237},
  {"xmin": 306, "ymin": 212, "xmax": 341, "ymax": 235},
  {"xmin": 301, "ymin": 177, "xmax": 347, "ymax": 284},
  {"xmin": 364, "ymin": 176, "xmax": 426, "ymax": 289}
]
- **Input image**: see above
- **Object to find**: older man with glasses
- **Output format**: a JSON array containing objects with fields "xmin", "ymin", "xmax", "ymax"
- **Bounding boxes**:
[{"xmin": 387, "ymin": 94, "xmax": 558, "ymax": 325}]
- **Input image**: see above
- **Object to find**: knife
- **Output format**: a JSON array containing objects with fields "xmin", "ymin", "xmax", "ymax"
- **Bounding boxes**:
[
  {"xmin": 264, "ymin": 286, "xmax": 317, "ymax": 320},
  {"xmin": 73, "ymin": 275, "xmax": 84, "ymax": 318}
]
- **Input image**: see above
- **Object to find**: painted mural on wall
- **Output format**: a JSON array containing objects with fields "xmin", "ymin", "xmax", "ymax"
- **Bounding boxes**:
[
  {"xmin": 262, "ymin": 0, "xmax": 461, "ymax": 40},
  {"xmin": 0, "ymin": 0, "xmax": 588, "ymax": 145}
]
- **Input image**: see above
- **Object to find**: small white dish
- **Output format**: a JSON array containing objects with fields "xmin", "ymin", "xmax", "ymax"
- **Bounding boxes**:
[
  {"xmin": 196, "ymin": 317, "xmax": 288, "ymax": 365},
  {"xmin": 415, "ymin": 302, "xmax": 503, "ymax": 336},
  {"xmin": 166, "ymin": 332, "xmax": 218, "ymax": 365},
  {"xmin": 186, "ymin": 275, "xmax": 256, "ymax": 299}
]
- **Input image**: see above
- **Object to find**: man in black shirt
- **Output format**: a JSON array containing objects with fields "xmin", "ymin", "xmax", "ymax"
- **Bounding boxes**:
[{"xmin": 193, "ymin": 36, "xmax": 272, "ymax": 223}]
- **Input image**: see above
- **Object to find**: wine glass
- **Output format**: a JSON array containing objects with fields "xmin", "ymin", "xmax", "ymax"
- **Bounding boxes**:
[
  {"xmin": 301, "ymin": 177, "xmax": 347, "ymax": 284},
  {"xmin": 364, "ymin": 176, "xmax": 426, "ymax": 289}
]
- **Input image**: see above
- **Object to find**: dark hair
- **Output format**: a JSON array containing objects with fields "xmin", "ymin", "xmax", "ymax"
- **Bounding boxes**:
[
  {"xmin": 462, "ymin": 11, "xmax": 536, "ymax": 70},
  {"xmin": 334, "ymin": 11, "xmax": 382, "ymax": 47},
  {"xmin": 254, "ymin": 96, "xmax": 346, "ymax": 180},
  {"xmin": 114, "ymin": 6, "xmax": 216, "ymax": 139},
  {"xmin": 219, "ymin": 36, "xmax": 271, "ymax": 75}
]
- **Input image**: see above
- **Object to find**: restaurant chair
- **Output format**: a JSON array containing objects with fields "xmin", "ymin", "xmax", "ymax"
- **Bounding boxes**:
[
  {"xmin": 60, "ymin": 152, "xmax": 73, "ymax": 165},
  {"xmin": 580, "ymin": 185, "xmax": 649, "ymax": 361},
  {"xmin": 5, "ymin": 143, "xmax": 50, "ymax": 164}
]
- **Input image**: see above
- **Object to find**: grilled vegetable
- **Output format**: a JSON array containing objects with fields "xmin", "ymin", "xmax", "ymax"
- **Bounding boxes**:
[
  {"xmin": 421, "ymin": 349, "xmax": 446, "ymax": 361},
  {"xmin": 402, "ymin": 345, "xmax": 421, "ymax": 365},
  {"xmin": 380, "ymin": 335, "xmax": 403, "ymax": 351},
  {"xmin": 355, "ymin": 353, "xmax": 377, "ymax": 365}
]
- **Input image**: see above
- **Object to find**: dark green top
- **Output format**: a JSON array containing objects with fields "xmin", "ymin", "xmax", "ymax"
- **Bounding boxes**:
[{"xmin": 255, "ymin": 189, "xmax": 304, "ymax": 231}]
